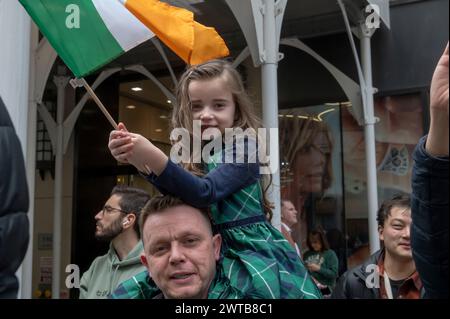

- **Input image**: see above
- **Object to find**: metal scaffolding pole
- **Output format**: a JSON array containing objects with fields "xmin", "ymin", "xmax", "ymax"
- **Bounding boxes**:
[
  {"xmin": 52, "ymin": 75, "xmax": 70, "ymax": 299},
  {"xmin": 360, "ymin": 26, "xmax": 380, "ymax": 253},
  {"xmin": 261, "ymin": 0, "xmax": 282, "ymax": 230}
]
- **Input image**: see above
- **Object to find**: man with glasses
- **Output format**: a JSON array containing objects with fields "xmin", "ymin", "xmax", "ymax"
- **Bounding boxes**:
[{"xmin": 79, "ymin": 186, "xmax": 151, "ymax": 298}]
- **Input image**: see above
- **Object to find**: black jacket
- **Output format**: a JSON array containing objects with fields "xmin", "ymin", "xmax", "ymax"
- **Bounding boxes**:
[
  {"xmin": 0, "ymin": 96, "xmax": 29, "ymax": 298},
  {"xmin": 411, "ymin": 136, "xmax": 449, "ymax": 299},
  {"xmin": 331, "ymin": 250, "xmax": 382, "ymax": 299}
]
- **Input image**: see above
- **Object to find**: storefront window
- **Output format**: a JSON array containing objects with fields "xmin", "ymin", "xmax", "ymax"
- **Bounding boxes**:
[
  {"xmin": 279, "ymin": 104, "xmax": 346, "ymax": 274},
  {"xmin": 342, "ymin": 92, "xmax": 424, "ymax": 267}
]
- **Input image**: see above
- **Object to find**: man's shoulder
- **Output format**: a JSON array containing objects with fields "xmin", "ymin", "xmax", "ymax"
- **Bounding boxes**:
[{"xmin": 81, "ymin": 252, "xmax": 111, "ymax": 277}]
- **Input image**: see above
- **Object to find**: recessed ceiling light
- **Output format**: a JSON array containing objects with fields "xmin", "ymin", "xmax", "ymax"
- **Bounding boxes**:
[
  {"xmin": 167, "ymin": 100, "xmax": 172, "ymax": 104},
  {"xmin": 131, "ymin": 87, "xmax": 143, "ymax": 92},
  {"xmin": 126, "ymin": 105, "xmax": 136, "ymax": 109},
  {"xmin": 159, "ymin": 115, "xmax": 168, "ymax": 119},
  {"xmin": 155, "ymin": 129, "xmax": 163, "ymax": 133}
]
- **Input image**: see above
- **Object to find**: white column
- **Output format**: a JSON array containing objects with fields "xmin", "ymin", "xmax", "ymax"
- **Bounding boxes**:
[
  {"xmin": 52, "ymin": 75, "xmax": 70, "ymax": 299},
  {"xmin": 261, "ymin": 0, "xmax": 281, "ymax": 230},
  {"xmin": 0, "ymin": 0, "xmax": 35, "ymax": 299},
  {"xmin": 360, "ymin": 26, "xmax": 380, "ymax": 254}
]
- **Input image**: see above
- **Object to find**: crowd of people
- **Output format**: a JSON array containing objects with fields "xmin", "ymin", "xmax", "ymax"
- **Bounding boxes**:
[{"xmin": 0, "ymin": 43, "xmax": 447, "ymax": 299}]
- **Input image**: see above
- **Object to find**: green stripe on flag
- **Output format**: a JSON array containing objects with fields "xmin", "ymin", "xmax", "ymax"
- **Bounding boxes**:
[{"xmin": 20, "ymin": 0, "xmax": 123, "ymax": 77}]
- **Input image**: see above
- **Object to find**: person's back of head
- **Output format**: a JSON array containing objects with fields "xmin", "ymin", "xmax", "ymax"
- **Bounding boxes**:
[{"xmin": 110, "ymin": 185, "xmax": 151, "ymax": 239}]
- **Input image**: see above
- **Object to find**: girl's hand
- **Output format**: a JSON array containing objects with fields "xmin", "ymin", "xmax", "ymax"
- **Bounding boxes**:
[
  {"xmin": 109, "ymin": 122, "xmax": 132, "ymax": 164},
  {"xmin": 307, "ymin": 263, "xmax": 321, "ymax": 272},
  {"xmin": 108, "ymin": 122, "xmax": 168, "ymax": 175}
]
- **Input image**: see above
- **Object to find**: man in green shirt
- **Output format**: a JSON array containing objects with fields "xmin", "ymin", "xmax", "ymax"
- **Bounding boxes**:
[{"xmin": 79, "ymin": 186, "xmax": 150, "ymax": 298}]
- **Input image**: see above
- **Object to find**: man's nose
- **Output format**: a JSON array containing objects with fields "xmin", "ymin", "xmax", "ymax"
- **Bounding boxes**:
[
  {"xmin": 94, "ymin": 210, "xmax": 102, "ymax": 220},
  {"xmin": 169, "ymin": 243, "xmax": 186, "ymax": 264},
  {"xmin": 403, "ymin": 226, "xmax": 411, "ymax": 239}
]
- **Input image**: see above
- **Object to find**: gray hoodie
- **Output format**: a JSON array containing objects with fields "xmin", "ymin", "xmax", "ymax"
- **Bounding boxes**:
[{"xmin": 79, "ymin": 241, "xmax": 145, "ymax": 298}]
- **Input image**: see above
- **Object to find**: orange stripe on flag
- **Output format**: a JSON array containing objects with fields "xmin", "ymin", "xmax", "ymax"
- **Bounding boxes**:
[
  {"xmin": 124, "ymin": 0, "xmax": 229, "ymax": 65},
  {"xmin": 192, "ymin": 22, "xmax": 230, "ymax": 66}
]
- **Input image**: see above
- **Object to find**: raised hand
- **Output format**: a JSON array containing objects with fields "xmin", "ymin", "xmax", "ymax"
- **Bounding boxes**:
[
  {"xmin": 427, "ymin": 43, "xmax": 449, "ymax": 157},
  {"xmin": 430, "ymin": 43, "xmax": 449, "ymax": 114}
]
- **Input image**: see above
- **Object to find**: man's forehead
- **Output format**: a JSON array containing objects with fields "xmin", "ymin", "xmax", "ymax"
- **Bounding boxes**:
[
  {"xmin": 105, "ymin": 194, "xmax": 121, "ymax": 205},
  {"xmin": 388, "ymin": 205, "xmax": 411, "ymax": 219},
  {"xmin": 144, "ymin": 206, "xmax": 211, "ymax": 238}
]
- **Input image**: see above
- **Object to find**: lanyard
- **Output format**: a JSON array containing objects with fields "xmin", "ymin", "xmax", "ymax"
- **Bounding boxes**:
[{"xmin": 383, "ymin": 270, "xmax": 394, "ymax": 299}]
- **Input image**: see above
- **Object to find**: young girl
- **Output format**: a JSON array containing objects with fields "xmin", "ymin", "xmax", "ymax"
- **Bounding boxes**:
[
  {"xmin": 108, "ymin": 60, "xmax": 321, "ymax": 299},
  {"xmin": 303, "ymin": 229, "xmax": 339, "ymax": 297}
]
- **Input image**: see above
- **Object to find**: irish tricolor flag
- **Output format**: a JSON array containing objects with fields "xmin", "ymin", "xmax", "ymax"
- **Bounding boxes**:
[
  {"xmin": 19, "ymin": 0, "xmax": 154, "ymax": 78},
  {"xmin": 120, "ymin": 0, "xmax": 230, "ymax": 65}
]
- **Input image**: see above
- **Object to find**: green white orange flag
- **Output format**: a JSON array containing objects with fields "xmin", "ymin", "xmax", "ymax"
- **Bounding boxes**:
[
  {"xmin": 120, "ymin": 0, "xmax": 230, "ymax": 65},
  {"xmin": 19, "ymin": 0, "xmax": 155, "ymax": 78}
]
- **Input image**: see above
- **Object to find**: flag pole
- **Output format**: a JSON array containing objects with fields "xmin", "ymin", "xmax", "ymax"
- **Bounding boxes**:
[{"xmin": 70, "ymin": 78, "xmax": 118, "ymax": 129}]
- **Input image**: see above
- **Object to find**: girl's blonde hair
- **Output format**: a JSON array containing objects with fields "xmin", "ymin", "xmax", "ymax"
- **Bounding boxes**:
[{"xmin": 172, "ymin": 59, "xmax": 273, "ymax": 215}]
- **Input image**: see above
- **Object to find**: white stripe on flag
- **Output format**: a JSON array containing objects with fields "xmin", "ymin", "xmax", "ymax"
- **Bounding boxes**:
[{"xmin": 92, "ymin": 0, "xmax": 154, "ymax": 52}]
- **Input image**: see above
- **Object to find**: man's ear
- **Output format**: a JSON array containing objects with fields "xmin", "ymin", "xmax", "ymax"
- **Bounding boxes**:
[
  {"xmin": 378, "ymin": 226, "xmax": 384, "ymax": 242},
  {"xmin": 212, "ymin": 234, "xmax": 222, "ymax": 261},
  {"xmin": 140, "ymin": 253, "xmax": 148, "ymax": 267}
]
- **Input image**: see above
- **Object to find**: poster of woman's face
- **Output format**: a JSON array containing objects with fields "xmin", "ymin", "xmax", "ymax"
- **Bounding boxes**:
[{"xmin": 279, "ymin": 105, "xmax": 343, "ymax": 253}]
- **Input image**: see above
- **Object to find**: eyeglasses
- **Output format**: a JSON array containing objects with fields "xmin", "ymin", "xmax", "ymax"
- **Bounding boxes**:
[{"xmin": 101, "ymin": 205, "xmax": 128, "ymax": 216}]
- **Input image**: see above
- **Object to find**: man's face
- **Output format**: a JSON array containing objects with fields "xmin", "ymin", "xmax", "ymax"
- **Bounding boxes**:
[
  {"xmin": 281, "ymin": 201, "xmax": 298, "ymax": 227},
  {"xmin": 379, "ymin": 205, "xmax": 412, "ymax": 261},
  {"xmin": 94, "ymin": 194, "xmax": 125, "ymax": 242},
  {"xmin": 141, "ymin": 205, "xmax": 221, "ymax": 299}
]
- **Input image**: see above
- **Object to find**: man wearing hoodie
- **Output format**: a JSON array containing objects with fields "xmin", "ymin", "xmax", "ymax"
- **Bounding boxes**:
[{"xmin": 79, "ymin": 186, "xmax": 150, "ymax": 298}]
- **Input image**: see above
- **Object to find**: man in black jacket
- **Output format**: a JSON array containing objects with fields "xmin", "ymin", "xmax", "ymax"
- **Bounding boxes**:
[
  {"xmin": 332, "ymin": 195, "xmax": 422, "ymax": 299},
  {"xmin": 0, "ymin": 96, "xmax": 30, "ymax": 298}
]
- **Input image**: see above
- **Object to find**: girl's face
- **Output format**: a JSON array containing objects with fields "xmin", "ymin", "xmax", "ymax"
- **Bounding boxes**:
[
  {"xmin": 189, "ymin": 77, "xmax": 236, "ymax": 138},
  {"xmin": 309, "ymin": 236, "xmax": 322, "ymax": 252}
]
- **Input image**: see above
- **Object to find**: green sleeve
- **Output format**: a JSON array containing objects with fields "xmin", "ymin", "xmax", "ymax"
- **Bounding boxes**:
[{"xmin": 317, "ymin": 250, "xmax": 339, "ymax": 281}]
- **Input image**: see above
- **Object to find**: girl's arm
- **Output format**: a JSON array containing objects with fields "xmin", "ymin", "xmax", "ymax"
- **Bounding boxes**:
[
  {"xmin": 148, "ymin": 138, "xmax": 260, "ymax": 207},
  {"xmin": 109, "ymin": 125, "xmax": 260, "ymax": 207}
]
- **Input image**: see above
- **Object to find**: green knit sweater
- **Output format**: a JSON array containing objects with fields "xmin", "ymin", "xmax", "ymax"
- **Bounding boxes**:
[{"xmin": 303, "ymin": 249, "xmax": 339, "ymax": 288}]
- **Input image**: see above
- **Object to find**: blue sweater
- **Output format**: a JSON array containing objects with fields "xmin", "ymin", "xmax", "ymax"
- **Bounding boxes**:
[{"xmin": 411, "ymin": 136, "xmax": 449, "ymax": 299}]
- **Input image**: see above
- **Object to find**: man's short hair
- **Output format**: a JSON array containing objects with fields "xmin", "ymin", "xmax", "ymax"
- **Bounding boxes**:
[
  {"xmin": 376, "ymin": 194, "xmax": 411, "ymax": 228},
  {"xmin": 139, "ymin": 195, "xmax": 213, "ymax": 238},
  {"xmin": 111, "ymin": 185, "xmax": 151, "ymax": 238}
]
